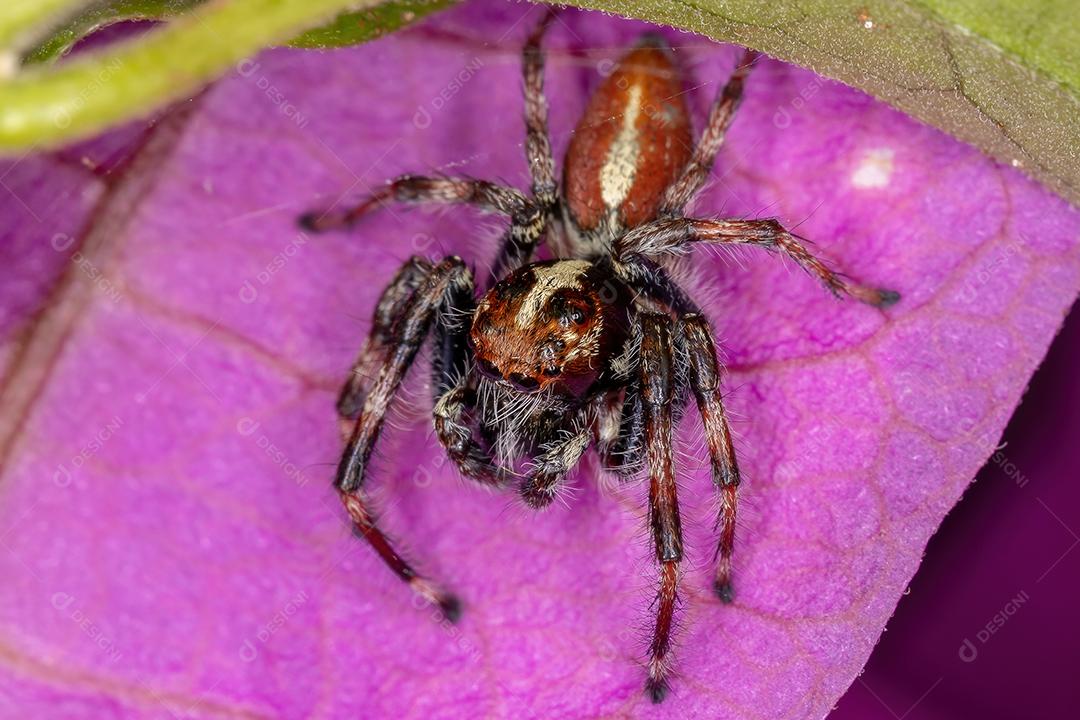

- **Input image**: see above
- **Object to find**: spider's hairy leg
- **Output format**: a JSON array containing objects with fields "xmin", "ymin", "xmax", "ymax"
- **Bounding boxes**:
[
  {"xmin": 337, "ymin": 257, "xmax": 473, "ymax": 621},
  {"xmin": 477, "ymin": 7, "xmax": 566, "ymax": 280},
  {"xmin": 487, "ymin": 202, "xmax": 550, "ymax": 281},
  {"xmin": 340, "ymin": 494, "xmax": 461, "ymax": 622},
  {"xmin": 430, "ymin": 266, "xmax": 475, "ymax": 401},
  {"xmin": 612, "ymin": 254, "xmax": 700, "ymax": 317},
  {"xmin": 638, "ymin": 313, "xmax": 684, "ymax": 703},
  {"xmin": 299, "ymin": 177, "xmax": 529, "ymax": 233},
  {"xmin": 336, "ymin": 256, "xmax": 432, "ymax": 433},
  {"xmin": 616, "ymin": 217, "xmax": 901, "ymax": 307},
  {"xmin": 596, "ymin": 320, "xmax": 647, "ymax": 478},
  {"xmin": 679, "ymin": 314, "xmax": 741, "ymax": 602},
  {"xmin": 596, "ymin": 385, "xmax": 647, "ymax": 479},
  {"xmin": 337, "ymin": 257, "xmax": 472, "ymax": 488},
  {"xmin": 659, "ymin": 48, "xmax": 759, "ymax": 216},
  {"xmin": 522, "ymin": 5, "xmax": 559, "ymax": 207}
]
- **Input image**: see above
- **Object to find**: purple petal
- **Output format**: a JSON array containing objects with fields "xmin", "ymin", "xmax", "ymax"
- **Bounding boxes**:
[
  {"xmin": 832, "ymin": 309, "xmax": 1080, "ymax": 718},
  {"xmin": 0, "ymin": 2, "xmax": 1078, "ymax": 718}
]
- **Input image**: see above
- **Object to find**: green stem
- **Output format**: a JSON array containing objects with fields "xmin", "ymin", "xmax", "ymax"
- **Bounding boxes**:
[
  {"xmin": 0, "ymin": 0, "xmax": 93, "ymax": 50},
  {"xmin": 0, "ymin": 0, "xmax": 371, "ymax": 150}
]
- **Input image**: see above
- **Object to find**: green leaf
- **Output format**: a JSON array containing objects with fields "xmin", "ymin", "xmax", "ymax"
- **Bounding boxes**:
[
  {"xmin": 289, "ymin": 0, "xmax": 454, "ymax": 49},
  {"xmin": 559, "ymin": 0, "xmax": 1080, "ymax": 205},
  {"xmin": 917, "ymin": 0, "xmax": 1079, "ymax": 96}
]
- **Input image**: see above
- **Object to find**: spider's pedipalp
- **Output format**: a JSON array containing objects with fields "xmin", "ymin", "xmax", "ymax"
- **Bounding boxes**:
[
  {"xmin": 433, "ymin": 380, "xmax": 504, "ymax": 486},
  {"xmin": 519, "ymin": 403, "xmax": 595, "ymax": 508}
]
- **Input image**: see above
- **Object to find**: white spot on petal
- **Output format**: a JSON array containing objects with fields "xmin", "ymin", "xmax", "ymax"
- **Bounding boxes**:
[{"xmin": 851, "ymin": 148, "xmax": 894, "ymax": 189}]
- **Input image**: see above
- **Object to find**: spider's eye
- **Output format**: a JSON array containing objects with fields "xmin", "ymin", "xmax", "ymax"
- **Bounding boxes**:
[
  {"xmin": 508, "ymin": 373, "xmax": 540, "ymax": 391},
  {"xmin": 477, "ymin": 358, "xmax": 501, "ymax": 379},
  {"xmin": 549, "ymin": 294, "xmax": 591, "ymax": 327},
  {"xmin": 539, "ymin": 339, "xmax": 566, "ymax": 361},
  {"xmin": 542, "ymin": 367, "xmax": 561, "ymax": 378}
]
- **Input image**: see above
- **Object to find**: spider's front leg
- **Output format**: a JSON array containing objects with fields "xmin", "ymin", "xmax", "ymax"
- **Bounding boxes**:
[
  {"xmin": 616, "ymin": 217, "xmax": 900, "ymax": 307},
  {"xmin": 336, "ymin": 256, "xmax": 432, "ymax": 428},
  {"xmin": 300, "ymin": 171, "xmax": 549, "ymax": 287},
  {"xmin": 638, "ymin": 313, "xmax": 685, "ymax": 703},
  {"xmin": 597, "ymin": 325, "xmax": 691, "ymax": 480},
  {"xmin": 336, "ymin": 256, "xmax": 474, "ymax": 621}
]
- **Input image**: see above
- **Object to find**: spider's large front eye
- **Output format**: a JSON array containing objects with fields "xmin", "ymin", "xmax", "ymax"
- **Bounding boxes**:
[
  {"xmin": 477, "ymin": 358, "xmax": 501, "ymax": 380},
  {"xmin": 508, "ymin": 373, "xmax": 540, "ymax": 391}
]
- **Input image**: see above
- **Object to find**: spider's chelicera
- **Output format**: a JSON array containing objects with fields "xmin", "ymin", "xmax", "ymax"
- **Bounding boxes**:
[{"xmin": 300, "ymin": 9, "xmax": 898, "ymax": 703}]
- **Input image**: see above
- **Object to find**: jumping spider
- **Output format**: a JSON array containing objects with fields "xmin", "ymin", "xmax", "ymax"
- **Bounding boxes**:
[{"xmin": 300, "ymin": 9, "xmax": 898, "ymax": 703}]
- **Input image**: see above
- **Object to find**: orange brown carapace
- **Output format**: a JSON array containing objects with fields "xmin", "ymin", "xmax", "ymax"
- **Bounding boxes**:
[{"xmin": 469, "ymin": 259, "xmax": 631, "ymax": 395}]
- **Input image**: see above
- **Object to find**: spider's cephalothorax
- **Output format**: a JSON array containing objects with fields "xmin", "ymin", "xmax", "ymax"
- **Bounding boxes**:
[
  {"xmin": 301, "ymin": 9, "xmax": 898, "ymax": 704},
  {"xmin": 470, "ymin": 259, "xmax": 632, "ymax": 395}
]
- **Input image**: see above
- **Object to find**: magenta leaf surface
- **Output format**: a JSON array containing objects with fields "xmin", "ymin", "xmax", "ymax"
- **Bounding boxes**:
[{"xmin": 1, "ymin": 2, "xmax": 1078, "ymax": 718}]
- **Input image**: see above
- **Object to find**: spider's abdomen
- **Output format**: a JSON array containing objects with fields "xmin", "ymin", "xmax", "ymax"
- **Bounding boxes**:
[{"xmin": 563, "ymin": 34, "xmax": 692, "ymax": 235}]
